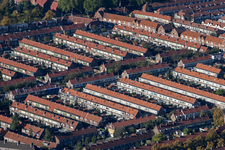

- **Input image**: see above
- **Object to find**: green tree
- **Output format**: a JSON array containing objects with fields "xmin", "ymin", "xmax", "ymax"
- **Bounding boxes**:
[
  {"xmin": 74, "ymin": 141, "xmax": 82, "ymax": 150},
  {"xmin": 114, "ymin": 127, "xmax": 125, "ymax": 138},
  {"xmin": 183, "ymin": 138, "xmax": 194, "ymax": 149},
  {"xmin": 128, "ymin": 127, "xmax": 136, "ymax": 135},
  {"xmin": 103, "ymin": 134, "xmax": 106, "ymax": 140},
  {"xmin": 0, "ymin": 71, "xmax": 3, "ymax": 82},
  {"xmin": 206, "ymin": 141, "xmax": 215, "ymax": 149},
  {"xmin": 196, "ymin": 146, "xmax": 205, "ymax": 150},
  {"xmin": 58, "ymin": 0, "xmax": 73, "ymax": 12},
  {"xmin": 91, "ymin": 135, "xmax": 97, "ymax": 143},
  {"xmin": 31, "ymin": 6, "xmax": 43, "ymax": 21},
  {"xmin": 84, "ymin": 137, "xmax": 90, "ymax": 145},
  {"xmin": 37, "ymin": 120, "xmax": 42, "ymax": 127},
  {"xmin": 221, "ymin": 129, "xmax": 225, "ymax": 139},
  {"xmin": 183, "ymin": 128, "xmax": 190, "ymax": 135},
  {"xmin": 43, "ymin": 10, "xmax": 56, "ymax": 20},
  {"xmin": 213, "ymin": 108, "xmax": 224, "ymax": 127},
  {"xmin": 44, "ymin": 36, "xmax": 50, "ymax": 43},
  {"xmin": 44, "ymin": 128, "xmax": 52, "ymax": 142},
  {"xmin": 23, "ymin": 10, "xmax": 32, "ymax": 23},
  {"xmin": 10, "ymin": 115, "xmax": 20, "ymax": 132},
  {"xmin": 9, "ymin": 0, "xmax": 14, "ymax": 9},
  {"xmin": 210, "ymin": 33, "xmax": 217, "ymax": 37},
  {"xmin": 200, "ymin": 110, "xmax": 206, "ymax": 117},
  {"xmin": 151, "ymin": 144, "xmax": 160, "ymax": 150},
  {"xmin": 92, "ymin": 25, "xmax": 97, "ymax": 30},
  {"xmin": 152, "ymin": 133, "xmax": 166, "ymax": 142},
  {"xmin": 172, "ymin": 140, "xmax": 182, "ymax": 150},
  {"xmin": 1, "ymin": 16, "xmax": 11, "ymax": 26},
  {"xmin": 17, "ymin": 0, "xmax": 32, "ymax": 12},
  {"xmin": 29, "ymin": 128, "xmax": 33, "ymax": 137},
  {"xmin": 83, "ymin": 0, "xmax": 104, "ymax": 15},
  {"xmin": 195, "ymin": 135, "xmax": 205, "ymax": 147},
  {"xmin": 206, "ymin": 128, "xmax": 220, "ymax": 142},
  {"xmin": 101, "ymin": 28, "xmax": 106, "ymax": 32},
  {"xmin": 216, "ymin": 89, "xmax": 225, "ymax": 96},
  {"xmin": 217, "ymin": 138, "xmax": 224, "ymax": 147}
]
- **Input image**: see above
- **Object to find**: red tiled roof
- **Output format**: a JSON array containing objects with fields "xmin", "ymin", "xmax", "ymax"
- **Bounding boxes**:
[
  {"xmin": 195, "ymin": 63, "xmax": 221, "ymax": 74},
  {"xmin": 174, "ymin": 105, "xmax": 210, "ymax": 117},
  {"xmin": 0, "ymin": 67, "xmax": 16, "ymax": 77},
  {"xmin": 84, "ymin": 84, "xmax": 162, "ymax": 111},
  {"xmin": 157, "ymin": 116, "xmax": 210, "ymax": 130},
  {"xmin": 20, "ymin": 38, "xmax": 93, "ymax": 63},
  {"xmin": 47, "ymin": 66, "xmax": 92, "ymax": 78},
  {"xmin": 181, "ymin": 55, "xmax": 211, "ymax": 64},
  {"xmin": 0, "ymin": 76, "xmax": 36, "ymax": 87},
  {"xmin": 101, "ymin": 57, "xmax": 146, "ymax": 69},
  {"xmin": 0, "ymin": 24, "xmax": 85, "ymax": 42},
  {"xmin": 10, "ymin": 84, "xmax": 57, "ymax": 95},
  {"xmin": 35, "ymin": 0, "xmax": 48, "ymax": 6},
  {"xmin": 125, "ymin": 63, "xmax": 169, "ymax": 74},
  {"xmin": 156, "ymin": 49, "xmax": 189, "ymax": 57},
  {"xmin": 199, "ymin": 46, "xmax": 208, "ymax": 53},
  {"xmin": 86, "ymin": 131, "xmax": 154, "ymax": 150},
  {"xmin": 111, "ymin": 115, "xmax": 156, "ymax": 129},
  {"xmin": 55, "ymin": 33, "xmax": 127, "ymax": 57},
  {"xmin": 69, "ymin": 73, "xmax": 114, "ymax": 84},
  {"xmin": 23, "ymin": 124, "xmax": 44, "ymax": 138},
  {"xmin": 4, "ymin": 131, "xmax": 58, "ymax": 149},
  {"xmin": 75, "ymin": 30, "xmax": 148, "ymax": 53},
  {"xmin": 62, "ymin": 88, "xmax": 139, "ymax": 118},
  {"xmin": 175, "ymin": 67, "xmax": 225, "ymax": 85},
  {"xmin": 11, "ymin": 102, "xmax": 79, "ymax": 129},
  {"xmin": 15, "ymin": 47, "xmax": 72, "ymax": 67},
  {"xmin": 132, "ymin": 131, "xmax": 209, "ymax": 150},
  {"xmin": 0, "ymin": 57, "xmax": 38, "ymax": 73},
  {"xmin": 131, "ymin": 10, "xmax": 172, "ymax": 21},
  {"xmin": 24, "ymin": 95, "xmax": 102, "ymax": 126},
  {"xmin": 50, "ymin": 1, "xmax": 58, "ymax": 11},
  {"xmin": 119, "ymin": 77, "xmax": 196, "ymax": 104},
  {"xmin": 140, "ymin": 73, "xmax": 225, "ymax": 104},
  {"xmin": 55, "ymin": 127, "xmax": 98, "ymax": 141},
  {"xmin": 0, "ymin": 115, "xmax": 12, "ymax": 124}
]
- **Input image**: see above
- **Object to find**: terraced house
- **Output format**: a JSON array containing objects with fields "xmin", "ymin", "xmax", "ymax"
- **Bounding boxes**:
[
  {"xmin": 54, "ymin": 33, "xmax": 130, "ymax": 61},
  {"xmin": 121, "ymin": 63, "xmax": 170, "ymax": 79},
  {"xmin": 99, "ymin": 57, "xmax": 146, "ymax": 73},
  {"xmin": 94, "ymin": 11, "xmax": 159, "ymax": 33},
  {"xmin": 83, "ymin": 84, "xmax": 165, "ymax": 115},
  {"xmin": 173, "ymin": 67, "xmax": 225, "ymax": 90},
  {"xmin": 60, "ymin": 88, "xmax": 140, "ymax": 119},
  {"xmin": 0, "ymin": 115, "xmax": 14, "ymax": 129},
  {"xmin": 178, "ymin": 55, "xmax": 213, "ymax": 68},
  {"xmin": 0, "ymin": 57, "xmax": 42, "ymax": 77},
  {"xmin": 5, "ymin": 84, "xmax": 59, "ymax": 101},
  {"xmin": 117, "ymin": 78, "xmax": 199, "ymax": 108},
  {"xmin": 0, "ymin": 76, "xmax": 36, "ymax": 91},
  {"xmin": 19, "ymin": 38, "xmax": 97, "ymax": 66},
  {"xmin": 194, "ymin": 63, "xmax": 224, "ymax": 78},
  {"xmin": 14, "ymin": 47, "xmax": 77, "ymax": 71},
  {"xmin": 131, "ymin": 10, "xmax": 172, "ymax": 24},
  {"xmin": 113, "ymin": 25, "xmax": 202, "ymax": 51},
  {"xmin": 44, "ymin": 66, "xmax": 93, "ymax": 83},
  {"xmin": 10, "ymin": 102, "xmax": 79, "ymax": 131},
  {"xmin": 24, "ymin": 95, "xmax": 102, "ymax": 126},
  {"xmin": 139, "ymin": 73, "xmax": 225, "ymax": 108},
  {"xmin": 74, "ymin": 30, "xmax": 150, "ymax": 56},
  {"xmin": 4, "ymin": 131, "xmax": 58, "ymax": 150},
  {"xmin": 0, "ymin": 67, "xmax": 18, "ymax": 81},
  {"xmin": 67, "ymin": 73, "xmax": 116, "ymax": 89},
  {"xmin": 107, "ymin": 115, "xmax": 156, "ymax": 137}
]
